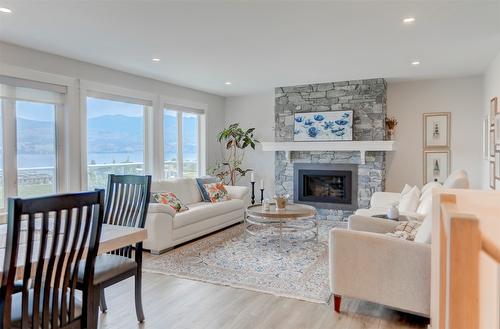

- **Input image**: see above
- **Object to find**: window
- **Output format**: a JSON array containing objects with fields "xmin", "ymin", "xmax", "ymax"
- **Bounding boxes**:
[
  {"xmin": 16, "ymin": 101, "xmax": 57, "ymax": 197},
  {"xmin": 163, "ymin": 106, "xmax": 201, "ymax": 178},
  {"xmin": 0, "ymin": 75, "xmax": 66, "ymax": 209},
  {"xmin": 86, "ymin": 95, "xmax": 147, "ymax": 189}
]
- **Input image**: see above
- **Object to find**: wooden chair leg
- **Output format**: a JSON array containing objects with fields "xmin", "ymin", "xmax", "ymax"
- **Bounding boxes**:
[
  {"xmin": 100, "ymin": 287, "xmax": 108, "ymax": 313},
  {"xmin": 88, "ymin": 286, "xmax": 100, "ymax": 329},
  {"xmin": 333, "ymin": 295, "xmax": 342, "ymax": 313},
  {"xmin": 134, "ymin": 271, "xmax": 145, "ymax": 322}
]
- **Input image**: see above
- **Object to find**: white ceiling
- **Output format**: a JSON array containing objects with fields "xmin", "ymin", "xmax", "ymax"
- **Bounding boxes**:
[{"xmin": 0, "ymin": 1, "xmax": 499, "ymax": 97}]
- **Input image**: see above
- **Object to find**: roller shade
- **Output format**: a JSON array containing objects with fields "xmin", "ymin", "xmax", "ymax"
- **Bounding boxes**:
[
  {"xmin": 87, "ymin": 90, "xmax": 153, "ymax": 107},
  {"xmin": 165, "ymin": 103, "xmax": 204, "ymax": 115},
  {"xmin": 0, "ymin": 75, "xmax": 67, "ymax": 105}
]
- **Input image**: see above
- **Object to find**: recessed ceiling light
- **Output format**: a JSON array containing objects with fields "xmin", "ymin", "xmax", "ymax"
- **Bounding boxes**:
[
  {"xmin": 0, "ymin": 7, "xmax": 12, "ymax": 13},
  {"xmin": 225, "ymin": 82, "xmax": 232, "ymax": 85},
  {"xmin": 403, "ymin": 17, "xmax": 415, "ymax": 24},
  {"xmin": 411, "ymin": 61, "xmax": 420, "ymax": 66},
  {"xmin": 152, "ymin": 58, "xmax": 160, "ymax": 62}
]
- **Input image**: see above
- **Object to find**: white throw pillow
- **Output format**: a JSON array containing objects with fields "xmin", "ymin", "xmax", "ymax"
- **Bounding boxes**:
[
  {"xmin": 401, "ymin": 184, "xmax": 412, "ymax": 196},
  {"xmin": 398, "ymin": 186, "xmax": 420, "ymax": 213},
  {"xmin": 421, "ymin": 181, "xmax": 442, "ymax": 195},
  {"xmin": 414, "ymin": 213, "xmax": 432, "ymax": 244},
  {"xmin": 416, "ymin": 193, "xmax": 433, "ymax": 216}
]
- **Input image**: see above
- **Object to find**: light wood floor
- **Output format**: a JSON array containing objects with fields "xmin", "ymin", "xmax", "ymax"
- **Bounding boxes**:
[{"xmin": 98, "ymin": 272, "xmax": 429, "ymax": 329}]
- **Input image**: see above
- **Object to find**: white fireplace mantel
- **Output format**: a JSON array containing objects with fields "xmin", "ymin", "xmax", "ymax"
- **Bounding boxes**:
[{"xmin": 260, "ymin": 141, "xmax": 397, "ymax": 164}]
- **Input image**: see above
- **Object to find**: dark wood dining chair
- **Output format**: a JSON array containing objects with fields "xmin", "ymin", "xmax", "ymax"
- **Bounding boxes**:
[
  {"xmin": 77, "ymin": 174, "xmax": 151, "ymax": 325},
  {"xmin": 0, "ymin": 190, "xmax": 105, "ymax": 329}
]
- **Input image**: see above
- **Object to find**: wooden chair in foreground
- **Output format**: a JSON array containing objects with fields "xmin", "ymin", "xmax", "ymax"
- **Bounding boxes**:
[
  {"xmin": 77, "ymin": 174, "xmax": 151, "ymax": 325},
  {"xmin": 0, "ymin": 190, "xmax": 105, "ymax": 329}
]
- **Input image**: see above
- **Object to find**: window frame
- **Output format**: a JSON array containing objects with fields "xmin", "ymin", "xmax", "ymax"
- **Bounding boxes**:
[
  {"xmin": 80, "ymin": 80, "xmax": 156, "ymax": 190},
  {"xmin": 160, "ymin": 97, "xmax": 206, "ymax": 180},
  {"xmin": 0, "ymin": 75, "xmax": 69, "ymax": 213}
]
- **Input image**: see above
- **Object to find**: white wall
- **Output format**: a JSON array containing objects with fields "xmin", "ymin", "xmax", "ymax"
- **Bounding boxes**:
[
  {"xmin": 482, "ymin": 51, "xmax": 500, "ymax": 189},
  {"xmin": 0, "ymin": 41, "xmax": 225, "ymax": 190},
  {"xmin": 386, "ymin": 76, "xmax": 483, "ymax": 191},
  {"xmin": 224, "ymin": 91, "xmax": 275, "ymax": 195},
  {"xmin": 225, "ymin": 77, "xmax": 484, "ymax": 193}
]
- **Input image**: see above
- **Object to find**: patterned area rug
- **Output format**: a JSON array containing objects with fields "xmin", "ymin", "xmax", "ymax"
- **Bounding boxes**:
[{"xmin": 143, "ymin": 220, "xmax": 345, "ymax": 303}]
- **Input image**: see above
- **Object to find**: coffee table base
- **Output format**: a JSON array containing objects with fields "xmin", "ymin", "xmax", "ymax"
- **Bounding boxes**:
[{"xmin": 244, "ymin": 214, "xmax": 318, "ymax": 252}]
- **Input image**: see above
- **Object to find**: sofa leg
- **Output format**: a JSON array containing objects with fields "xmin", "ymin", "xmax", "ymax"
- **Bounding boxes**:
[{"xmin": 333, "ymin": 295, "xmax": 341, "ymax": 313}]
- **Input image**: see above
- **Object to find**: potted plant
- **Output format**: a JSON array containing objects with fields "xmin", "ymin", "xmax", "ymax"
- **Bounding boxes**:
[
  {"xmin": 385, "ymin": 116, "xmax": 398, "ymax": 141},
  {"xmin": 210, "ymin": 123, "xmax": 260, "ymax": 185}
]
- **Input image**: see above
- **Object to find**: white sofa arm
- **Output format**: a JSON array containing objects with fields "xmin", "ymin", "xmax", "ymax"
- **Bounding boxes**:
[
  {"xmin": 370, "ymin": 191, "xmax": 400, "ymax": 208},
  {"xmin": 148, "ymin": 203, "xmax": 176, "ymax": 216},
  {"xmin": 329, "ymin": 228, "xmax": 431, "ymax": 316},
  {"xmin": 348, "ymin": 215, "xmax": 400, "ymax": 233},
  {"xmin": 225, "ymin": 185, "xmax": 250, "ymax": 201}
]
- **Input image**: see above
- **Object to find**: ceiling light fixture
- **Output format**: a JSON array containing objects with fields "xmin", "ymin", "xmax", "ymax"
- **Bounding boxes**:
[
  {"xmin": 225, "ymin": 82, "xmax": 232, "ymax": 85},
  {"xmin": 403, "ymin": 17, "xmax": 415, "ymax": 24},
  {"xmin": 411, "ymin": 61, "xmax": 420, "ymax": 66},
  {"xmin": 0, "ymin": 7, "xmax": 12, "ymax": 13},
  {"xmin": 152, "ymin": 58, "xmax": 160, "ymax": 62}
]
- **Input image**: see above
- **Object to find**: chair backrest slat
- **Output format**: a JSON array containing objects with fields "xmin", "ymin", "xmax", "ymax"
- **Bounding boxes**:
[
  {"xmin": 0, "ymin": 190, "xmax": 105, "ymax": 329},
  {"xmin": 103, "ymin": 175, "xmax": 150, "ymax": 259}
]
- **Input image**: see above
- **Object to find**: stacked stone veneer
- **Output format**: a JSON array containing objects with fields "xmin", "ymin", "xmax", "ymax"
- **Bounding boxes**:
[{"xmin": 274, "ymin": 78, "xmax": 387, "ymax": 221}]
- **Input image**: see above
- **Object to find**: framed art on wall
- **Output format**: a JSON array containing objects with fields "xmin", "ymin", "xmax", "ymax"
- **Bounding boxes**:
[
  {"xmin": 293, "ymin": 110, "xmax": 353, "ymax": 141},
  {"xmin": 496, "ymin": 114, "xmax": 500, "ymax": 145},
  {"xmin": 423, "ymin": 150, "xmax": 450, "ymax": 184},
  {"xmin": 496, "ymin": 151, "xmax": 500, "ymax": 179},
  {"xmin": 423, "ymin": 112, "xmax": 451, "ymax": 148},
  {"xmin": 490, "ymin": 129, "xmax": 496, "ymax": 157},
  {"xmin": 490, "ymin": 161, "xmax": 496, "ymax": 190},
  {"xmin": 490, "ymin": 97, "xmax": 498, "ymax": 128},
  {"xmin": 483, "ymin": 116, "xmax": 489, "ymax": 160}
]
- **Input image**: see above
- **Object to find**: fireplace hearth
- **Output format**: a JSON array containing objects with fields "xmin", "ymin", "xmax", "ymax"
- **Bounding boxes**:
[{"xmin": 293, "ymin": 163, "xmax": 358, "ymax": 210}]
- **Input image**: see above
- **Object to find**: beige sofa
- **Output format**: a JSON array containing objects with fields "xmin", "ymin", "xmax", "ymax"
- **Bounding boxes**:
[
  {"xmin": 329, "ymin": 215, "xmax": 431, "ymax": 316},
  {"xmin": 143, "ymin": 178, "xmax": 249, "ymax": 254},
  {"xmin": 328, "ymin": 170, "xmax": 470, "ymax": 317}
]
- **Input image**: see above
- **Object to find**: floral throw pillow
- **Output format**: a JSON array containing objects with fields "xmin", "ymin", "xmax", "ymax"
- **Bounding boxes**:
[
  {"xmin": 203, "ymin": 182, "xmax": 231, "ymax": 203},
  {"xmin": 152, "ymin": 192, "xmax": 188, "ymax": 213}
]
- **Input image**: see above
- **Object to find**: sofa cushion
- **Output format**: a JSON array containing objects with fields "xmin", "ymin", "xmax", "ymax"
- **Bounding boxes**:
[
  {"xmin": 398, "ymin": 186, "xmax": 420, "ymax": 213},
  {"xmin": 385, "ymin": 220, "xmax": 421, "ymax": 241},
  {"xmin": 414, "ymin": 213, "xmax": 432, "ymax": 244},
  {"xmin": 151, "ymin": 178, "xmax": 202, "ymax": 204},
  {"xmin": 443, "ymin": 170, "xmax": 469, "ymax": 189},
  {"xmin": 173, "ymin": 199, "xmax": 244, "ymax": 229},
  {"xmin": 421, "ymin": 181, "xmax": 442, "ymax": 195},
  {"xmin": 400, "ymin": 184, "xmax": 412, "ymax": 196},
  {"xmin": 196, "ymin": 176, "xmax": 219, "ymax": 202},
  {"xmin": 153, "ymin": 192, "xmax": 189, "ymax": 213},
  {"xmin": 204, "ymin": 182, "xmax": 231, "ymax": 203}
]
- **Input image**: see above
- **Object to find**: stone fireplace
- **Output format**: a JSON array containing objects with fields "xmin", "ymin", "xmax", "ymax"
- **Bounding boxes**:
[{"xmin": 274, "ymin": 78, "xmax": 387, "ymax": 221}]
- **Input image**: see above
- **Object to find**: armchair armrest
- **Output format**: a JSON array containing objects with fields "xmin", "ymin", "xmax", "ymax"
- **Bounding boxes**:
[
  {"xmin": 225, "ymin": 185, "xmax": 250, "ymax": 201},
  {"xmin": 329, "ymin": 228, "xmax": 431, "ymax": 316},
  {"xmin": 370, "ymin": 191, "xmax": 400, "ymax": 208},
  {"xmin": 148, "ymin": 203, "xmax": 176, "ymax": 217},
  {"xmin": 348, "ymin": 215, "xmax": 400, "ymax": 233}
]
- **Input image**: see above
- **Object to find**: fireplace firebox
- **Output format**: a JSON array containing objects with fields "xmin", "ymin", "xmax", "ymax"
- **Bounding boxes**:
[{"xmin": 293, "ymin": 163, "xmax": 358, "ymax": 210}]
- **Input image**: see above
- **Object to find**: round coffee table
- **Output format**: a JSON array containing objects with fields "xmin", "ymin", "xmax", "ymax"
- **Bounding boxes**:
[{"xmin": 244, "ymin": 203, "xmax": 317, "ymax": 251}]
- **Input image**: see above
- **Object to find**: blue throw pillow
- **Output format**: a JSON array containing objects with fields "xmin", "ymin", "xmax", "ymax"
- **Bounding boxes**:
[{"xmin": 196, "ymin": 176, "xmax": 219, "ymax": 202}]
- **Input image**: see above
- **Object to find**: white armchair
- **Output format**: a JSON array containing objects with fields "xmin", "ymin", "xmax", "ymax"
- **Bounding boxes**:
[{"xmin": 329, "ymin": 215, "xmax": 431, "ymax": 317}]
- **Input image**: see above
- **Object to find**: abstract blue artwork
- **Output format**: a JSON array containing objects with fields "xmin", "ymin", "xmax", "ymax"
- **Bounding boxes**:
[{"xmin": 293, "ymin": 110, "xmax": 353, "ymax": 141}]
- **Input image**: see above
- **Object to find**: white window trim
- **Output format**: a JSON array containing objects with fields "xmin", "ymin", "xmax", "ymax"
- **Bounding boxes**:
[
  {"xmin": 160, "ymin": 96, "xmax": 207, "ymax": 180},
  {"xmin": 79, "ymin": 80, "xmax": 156, "ymax": 190},
  {"xmin": 0, "ymin": 69, "xmax": 74, "ymax": 210}
]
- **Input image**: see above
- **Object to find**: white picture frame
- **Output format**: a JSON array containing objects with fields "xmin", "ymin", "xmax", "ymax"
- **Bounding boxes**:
[
  {"xmin": 490, "ymin": 161, "xmax": 496, "ymax": 190},
  {"xmin": 483, "ymin": 116, "xmax": 489, "ymax": 160},
  {"xmin": 495, "ymin": 114, "xmax": 500, "ymax": 145},
  {"xmin": 490, "ymin": 130, "xmax": 496, "ymax": 158},
  {"xmin": 423, "ymin": 112, "xmax": 451, "ymax": 148},
  {"xmin": 423, "ymin": 150, "xmax": 450, "ymax": 184}
]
